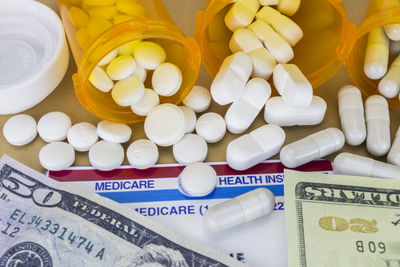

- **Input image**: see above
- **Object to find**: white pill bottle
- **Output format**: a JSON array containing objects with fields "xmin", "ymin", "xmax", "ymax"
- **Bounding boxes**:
[
  {"xmin": 195, "ymin": 0, "xmax": 400, "ymax": 108},
  {"xmin": 57, "ymin": 0, "xmax": 201, "ymax": 123}
]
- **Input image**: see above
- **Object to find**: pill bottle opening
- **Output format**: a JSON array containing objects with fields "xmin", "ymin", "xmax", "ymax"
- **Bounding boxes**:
[
  {"xmin": 195, "ymin": 0, "xmax": 351, "ymax": 89},
  {"xmin": 74, "ymin": 19, "xmax": 201, "ymax": 124},
  {"xmin": 346, "ymin": 3, "xmax": 400, "ymax": 108}
]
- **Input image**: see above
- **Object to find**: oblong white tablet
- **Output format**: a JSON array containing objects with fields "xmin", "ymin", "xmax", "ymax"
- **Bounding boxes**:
[
  {"xmin": 106, "ymin": 55, "xmax": 136, "ymax": 80},
  {"xmin": 173, "ymin": 134, "xmax": 208, "ymax": 164},
  {"xmin": 183, "ymin": 85, "xmax": 211, "ymax": 113},
  {"xmin": 39, "ymin": 142, "xmax": 75, "ymax": 171},
  {"xmin": 152, "ymin": 63, "xmax": 182, "ymax": 96},
  {"xmin": 196, "ymin": 112, "xmax": 226, "ymax": 143},
  {"xmin": 3, "ymin": 114, "xmax": 37, "ymax": 146},
  {"xmin": 38, "ymin": 112, "xmax": 72, "ymax": 143},
  {"xmin": 178, "ymin": 162, "xmax": 217, "ymax": 197},
  {"xmin": 144, "ymin": 104, "xmax": 186, "ymax": 146},
  {"xmin": 227, "ymin": 124, "xmax": 285, "ymax": 170},
  {"xmin": 179, "ymin": 106, "xmax": 196, "ymax": 134},
  {"xmin": 247, "ymin": 47, "xmax": 276, "ymax": 80},
  {"xmin": 111, "ymin": 75, "xmax": 145, "ymax": 106},
  {"xmin": 67, "ymin": 122, "xmax": 98, "ymax": 152},
  {"xmin": 229, "ymin": 28, "xmax": 263, "ymax": 53},
  {"xmin": 89, "ymin": 140, "xmax": 124, "ymax": 171},
  {"xmin": 97, "ymin": 120, "xmax": 132, "ymax": 143},
  {"xmin": 131, "ymin": 89, "xmax": 160, "ymax": 116},
  {"xmin": 264, "ymin": 96, "xmax": 327, "ymax": 126},
  {"xmin": 225, "ymin": 78, "xmax": 271, "ymax": 134},
  {"xmin": 224, "ymin": 1, "xmax": 259, "ymax": 32},
  {"xmin": 127, "ymin": 139, "xmax": 159, "ymax": 169},
  {"xmin": 273, "ymin": 63, "xmax": 313, "ymax": 107}
]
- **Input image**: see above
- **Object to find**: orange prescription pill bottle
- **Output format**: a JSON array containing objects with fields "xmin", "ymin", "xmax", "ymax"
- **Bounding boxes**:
[
  {"xmin": 57, "ymin": 0, "xmax": 201, "ymax": 123},
  {"xmin": 195, "ymin": 0, "xmax": 400, "ymax": 108}
]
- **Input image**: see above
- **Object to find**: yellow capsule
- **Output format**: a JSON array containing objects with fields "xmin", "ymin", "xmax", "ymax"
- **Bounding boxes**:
[
  {"xmin": 113, "ymin": 14, "xmax": 134, "ymax": 24},
  {"xmin": 87, "ymin": 17, "xmax": 113, "ymax": 39},
  {"xmin": 76, "ymin": 27, "xmax": 91, "ymax": 48},
  {"xmin": 69, "ymin": 6, "xmax": 90, "ymax": 28},
  {"xmin": 118, "ymin": 40, "xmax": 142, "ymax": 56},
  {"xmin": 88, "ymin": 5, "xmax": 118, "ymax": 20},
  {"xmin": 116, "ymin": 0, "xmax": 146, "ymax": 17},
  {"xmin": 83, "ymin": 0, "xmax": 116, "ymax": 7}
]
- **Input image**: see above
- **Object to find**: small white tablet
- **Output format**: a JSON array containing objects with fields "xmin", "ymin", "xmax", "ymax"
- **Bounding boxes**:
[
  {"xmin": 39, "ymin": 142, "xmax": 75, "ymax": 171},
  {"xmin": 67, "ymin": 122, "xmax": 98, "ymax": 152},
  {"xmin": 178, "ymin": 162, "xmax": 217, "ymax": 197},
  {"xmin": 173, "ymin": 134, "xmax": 208, "ymax": 164},
  {"xmin": 97, "ymin": 120, "xmax": 132, "ymax": 143},
  {"xmin": 127, "ymin": 139, "xmax": 159, "ymax": 169},
  {"xmin": 89, "ymin": 140, "xmax": 124, "ymax": 171},
  {"xmin": 195, "ymin": 112, "xmax": 226, "ymax": 143},
  {"xmin": 3, "ymin": 114, "xmax": 37, "ymax": 146},
  {"xmin": 38, "ymin": 112, "xmax": 71, "ymax": 142}
]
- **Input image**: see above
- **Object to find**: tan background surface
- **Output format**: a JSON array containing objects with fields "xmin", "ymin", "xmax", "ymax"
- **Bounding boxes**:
[{"xmin": 1, "ymin": 0, "xmax": 398, "ymax": 173}]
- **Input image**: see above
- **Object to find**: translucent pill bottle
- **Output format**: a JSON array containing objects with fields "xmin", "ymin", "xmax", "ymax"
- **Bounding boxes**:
[
  {"xmin": 57, "ymin": 0, "xmax": 201, "ymax": 123},
  {"xmin": 346, "ymin": 0, "xmax": 400, "ymax": 108},
  {"xmin": 194, "ymin": 0, "xmax": 354, "ymax": 89}
]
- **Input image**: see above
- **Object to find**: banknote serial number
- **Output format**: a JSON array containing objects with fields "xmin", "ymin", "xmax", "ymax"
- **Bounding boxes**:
[{"xmin": 9, "ymin": 208, "xmax": 106, "ymax": 260}]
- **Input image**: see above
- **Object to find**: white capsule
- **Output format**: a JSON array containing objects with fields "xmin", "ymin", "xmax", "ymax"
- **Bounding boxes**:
[
  {"xmin": 248, "ymin": 20, "xmax": 294, "ymax": 63},
  {"xmin": 264, "ymin": 96, "xmax": 326, "ymax": 126},
  {"xmin": 127, "ymin": 139, "xmax": 159, "ymax": 169},
  {"xmin": 388, "ymin": 127, "xmax": 400, "ymax": 166},
  {"xmin": 277, "ymin": 0, "xmax": 301, "ymax": 16},
  {"xmin": 178, "ymin": 162, "xmax": 217, "ymax": 197},
  {"xmin": 364, "ymin": 27, "xmax": 389, "ymax": 80},
  {"xmin": 225, "ymin": 78, "xmax": 271, "ymax": 134},
  {"xmin": 3, "ymin": 114, "xmax": 37, "ymax": 146},
  {"xmin": 173, "ymin": 134, "xmax": 208, "ymax": 164},
  {"xmin": 378, "ymin": 54, "xmax": 400, "ymax": 98},
  {"xmin": 334, "ymin": 152, "xmax": 400, "ymax": 179},
  {"xmin": 204, "ymin": 188, "xmax": 275, "ymax": 232},
  {"xmin": 247, "ymin": 47, "xmax": 276, "ymax": 79},
  {"xmin": 280, "ymin": 128, "xmax": 345, "ymax": 168},
  {"xmin": 338, "ymin": 85, "xmax": 366, "ymax": 146},
  {"xmin": 196, "ymin": 112, "xmax": 226, "ymax": 143},
  {"xmin": 106, "ymin": 55, "xmax": 136, "ymax": 80},
  {"xmin": 259, "ymin": 0, "xmax": 279, "ymax": 5},
  {"xmin": 211, "ymin": 52, "xmax": 252, "ymax": 105},
  {"xmin": 365, "ymin": 95, "xmax": 391, "ymax": 156},
  {"xmin": 97, "ymin": 49, "xmax": 118, "ymax": 66},
  {"xmin": 89, "ymin": 140, "xmax": 124, "ymax": 171},
  {"xmin": 152, "ymin": 63, "xmax": 182, "ymax": 96},
  {"xmin": 67, "ymin": 122, "xmax": 98, "ymax": 152},
  {"xmin": 179, "ymin": 106, "xmax": 196, "ymax": 134},
  {"xmin": 134, "ymin": 41, "xmax": 166, "ymax": 70},
  {"xmin": 227, "ymin": 124, "xmax": 285, "ymax": 170},
  {"xmin": 38, "ymin": 112, "xmax": 72, "ymax": 143},
  {"xmin": 111, "ymin": 75, "xmax": 145, "ymax": 106},
  {"xmin": 273, "ymin": 63, "xmax": 313, "ymax": 107},
  {"xmin": 131, "ymin": 89, "xmax": 160, "ymax": 116},
  {"xmin": 144, "ymin": 104, "xmax": 186, "ymax": 147},
  {"xmin": 89, "ymin": 66, "xmax": 114, "ymax": 92},
  {"xmin": 256, "ymin": 6, "xmax": 303, "ymax": 46},
  {"xmin": 384, "ymin": 24, "xmax": 400, "ymax": 41},
  {"xmin": 39, "ymin": 142, "xmax": 75, "ymax": 171},
  {"xmin": 182, "ymin": 85, "xmax": 211, "ymax": 113},
  {"xmin": 97, "ymin": 120, "xmax": 132, "ymax": 143},
  {"xmin": 224, "ymin": 0, "xmax": 259, "ymax": 32},
  {"xmin": 229, "ymin": 28, "xmax": 263, "ymax": 53}
]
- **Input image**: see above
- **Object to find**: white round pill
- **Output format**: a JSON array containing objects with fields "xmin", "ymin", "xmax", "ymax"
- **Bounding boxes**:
[
  {"xmin": 3, "ymin": 114, "xmax": 37, "ymax": 146},
  {"xmin": 97, "ymin": 120, "xmax": 132, "ymax": 143},
  {"xmin": 131, "ymin": 89, "xmax": 160, "ymax": 116},
  {"xmin": 134, "ymin": 41, "xmax": 166, "ymax": 70},
  {"xmin": 132, "ymin": 65, "xmax": 147, "ymax": 82},
  {"xmin": 38, "ymin": 112, "xmax": 72, "ymax": 143},
  {"xmin": 67, "ymin": 122, "xmax": 98, "ymax": 152},
  {"xmin": 89, "ymin": 140, "xmax": 124, "ymax": 171},
  {"xmin": 196, "ymin": 112, "xmax": 226, "ymax": 143},
  {"xmin": 179, "ymin": 106, "xmax": 196, "ymax": 133},
  {"xmin": 127, "ymin": 139, "xmax": 159, "ymax": 169},
  {"xmin": 144, "ymin": 104, "xmax": 186, "ymax": 147},
  {"xmin": 182, "ymin": 85, "xmax": 211, "ymax": 113},
  {"xmin": 97, "ymin": 49, "xmax": 118, "ymax": 66},
  {"xmin": 39, "ymin": 142, "xmax": 75, "ymax": 171},
  {"xmin": 89, "ymin": 66, "xmax": 114, "ymax": 92},
  {"xmin": 106, "ymin": 55, "xmax": 136, "ymax": 80},
  {"xmin": 111, "ymin": 75, "xmax": 145, "ymax": 106},
  {"xmin": 173, "ymin": 134, "xmax": 208, "ymax": 164},
  {"xmin": 152, "ymin": 63, "xmax": 182, "ymax": 96},
  {"xmin": 178, "ymin": 162, "xmax": 217, "ymax": 197}
]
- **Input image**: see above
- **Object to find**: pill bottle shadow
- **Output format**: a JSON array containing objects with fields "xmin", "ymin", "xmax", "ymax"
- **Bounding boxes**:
[{"xmin": 57, "ymin": 0, "xmax": 201, "ymax": 123}]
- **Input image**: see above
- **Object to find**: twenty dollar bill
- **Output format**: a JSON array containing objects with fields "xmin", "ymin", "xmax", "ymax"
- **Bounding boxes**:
[
  {"xmin": 0, "ymin": 155, "xmax": 244, "ymax": 267},
  {"xmin": 285, "ymin": 170, "xmax": 400, "ymax": 267}
]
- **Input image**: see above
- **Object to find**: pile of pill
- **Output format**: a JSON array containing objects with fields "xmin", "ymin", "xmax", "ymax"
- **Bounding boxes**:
[{"xmin": 364, "ymin": 26, "xmax": 400, "ymax": 99}]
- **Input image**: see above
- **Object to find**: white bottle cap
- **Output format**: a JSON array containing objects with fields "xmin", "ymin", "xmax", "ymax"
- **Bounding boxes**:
[
  {"xmin": 178, "ymin": 162, "xmax": 217, "ymax": 197},
  {"xmin": 0, "ymin": 0, "xmax": 69, "ymax": 114}
]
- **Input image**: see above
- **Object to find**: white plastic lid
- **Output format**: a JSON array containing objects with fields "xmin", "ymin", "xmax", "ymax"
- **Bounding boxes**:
[{"xmin": 0, "ymin": 0, "xmax": 69, "ymax": 114}]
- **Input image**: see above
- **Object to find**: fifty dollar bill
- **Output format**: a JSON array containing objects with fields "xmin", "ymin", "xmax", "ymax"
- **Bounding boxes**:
[
  {"xmin": 285, "ymin": 169, "xmax": 400, "ymax": 267},
  {"xmin": 0, "ymin": 155, "xmax": 245, "ymax": 267}
]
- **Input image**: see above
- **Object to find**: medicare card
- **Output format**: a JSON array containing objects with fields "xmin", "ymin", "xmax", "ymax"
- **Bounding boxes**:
[{"xmin": 48, "ymin": 160, "xmax": 332, "ymax": 267}]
